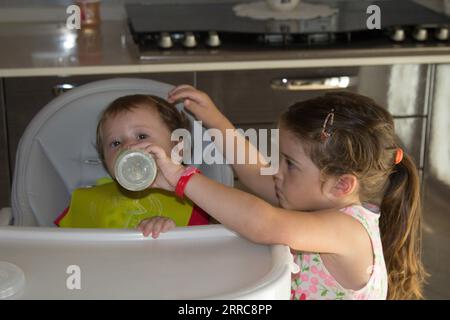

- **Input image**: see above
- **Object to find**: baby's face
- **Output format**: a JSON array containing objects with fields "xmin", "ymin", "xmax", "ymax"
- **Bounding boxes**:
[{"xmin": 100, "ymin": 106, "xmax": 175, "ymax": 177}]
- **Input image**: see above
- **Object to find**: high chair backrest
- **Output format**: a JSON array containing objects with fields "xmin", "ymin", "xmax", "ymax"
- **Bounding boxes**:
[{"xmin": 11, "ymin": 78, "xmax": 234, "ymax": 226}]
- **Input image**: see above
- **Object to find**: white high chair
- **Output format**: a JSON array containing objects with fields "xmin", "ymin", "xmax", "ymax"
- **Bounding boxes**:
[{"xmin": 2, "ymin": 78, "xmax": 234, "ymax": 226}]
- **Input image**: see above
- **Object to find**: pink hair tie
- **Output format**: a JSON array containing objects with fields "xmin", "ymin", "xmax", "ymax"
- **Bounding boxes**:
[{"xmin": 394, "ymin": 148, "xmax": 403, "ymax": 165}]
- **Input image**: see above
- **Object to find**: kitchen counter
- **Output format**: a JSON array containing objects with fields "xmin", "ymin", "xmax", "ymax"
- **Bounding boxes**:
[{"xmin": 1, "ymin": 21, "xmax": 450, "ymax": 77}]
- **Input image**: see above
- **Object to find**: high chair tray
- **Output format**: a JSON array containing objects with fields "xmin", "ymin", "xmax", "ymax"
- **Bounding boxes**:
[{"xmin": 0, "ymin": 225, "xmax": 291, "ymax": 299}]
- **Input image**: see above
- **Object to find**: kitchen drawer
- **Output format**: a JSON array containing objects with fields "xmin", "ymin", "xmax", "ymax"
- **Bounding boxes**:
[
  {"xmin": 196, "ymin": 65, "xmax": 428, "ymax": 126},
  {"xmin": 4, "ymin": 72, "xmax": 194, "ymax": 174},
  {"xmin": 0, "ymin": 79, "xmax": 11, "ymax": 208},
  {"xmin": 197, "ymin": 67, "xmax": 359, "ymax": 124}
]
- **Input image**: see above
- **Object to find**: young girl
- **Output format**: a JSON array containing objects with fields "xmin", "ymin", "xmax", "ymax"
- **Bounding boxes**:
[{"xmin": 136, "ymin": 85, "xmax": 426, "ymax": 300}]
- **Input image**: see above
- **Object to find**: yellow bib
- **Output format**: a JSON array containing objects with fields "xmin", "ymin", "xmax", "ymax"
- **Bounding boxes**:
[{"xmin": 58, "ymin": 180, "xmax": 195, "ymax": 228}]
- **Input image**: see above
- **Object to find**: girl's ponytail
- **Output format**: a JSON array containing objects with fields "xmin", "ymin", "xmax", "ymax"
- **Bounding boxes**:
[{"xmin": 380, "ymin": 152, "xmax": 427, "ymax": 299}]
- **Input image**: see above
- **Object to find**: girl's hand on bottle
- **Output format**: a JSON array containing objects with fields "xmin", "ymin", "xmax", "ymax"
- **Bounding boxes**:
[
  {"xmin": 138, "ymin": 216, "xmax": 176, "ymax": 238},
  {"xmin": 167, "ymin": 85, "xmax": 228, "ymax": 129},
  {"xmin": 129, "ymin": 142, "xmax": 185, "ymax": 192}
]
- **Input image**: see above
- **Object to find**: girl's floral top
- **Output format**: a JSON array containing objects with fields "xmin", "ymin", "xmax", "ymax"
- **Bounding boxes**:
[{"xmin": 291, "ymin": 203, "xmax": 388, "ymax": 300}]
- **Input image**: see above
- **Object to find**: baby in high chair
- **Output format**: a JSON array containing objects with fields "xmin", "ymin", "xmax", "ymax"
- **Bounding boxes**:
[{"xmin": 54, "ymin": 94, "xmax": 210, "ymax": 237}]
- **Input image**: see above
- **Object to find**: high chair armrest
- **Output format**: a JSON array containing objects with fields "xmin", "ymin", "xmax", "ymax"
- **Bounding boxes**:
[{"xmin": 0, "ymin": 207, "xmax": 12, "ymax": 226}]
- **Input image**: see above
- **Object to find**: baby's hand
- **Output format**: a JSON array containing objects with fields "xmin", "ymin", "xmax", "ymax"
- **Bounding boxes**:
[
  {"xmin": 138, "ymin": 216, "xmax": 176, "ymax": 238},
  {"xmin": 168, "ymin": 85, "xmax": 227, "ymax": 129}
]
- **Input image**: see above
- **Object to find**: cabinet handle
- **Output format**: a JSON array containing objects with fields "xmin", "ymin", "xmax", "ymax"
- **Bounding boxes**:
[
  {"xmin": 271, "ymin": 76, "xmax": 357, "ymax": 91},
  {"xmin": 52, "ymin": 84, "xmax": 76, "ymax": 97}
]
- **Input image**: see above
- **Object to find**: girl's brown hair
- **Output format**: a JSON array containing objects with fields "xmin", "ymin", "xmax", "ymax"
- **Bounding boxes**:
[
  {"xmin": 280, "ymin": 91, "xmax": 426, "ymax": 299},
  {"xmin": 96, "ymin": 94, "xmax": 190, "ymax": 160}
]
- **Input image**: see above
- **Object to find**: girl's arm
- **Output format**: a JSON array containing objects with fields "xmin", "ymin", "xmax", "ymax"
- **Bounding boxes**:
[
  {"xmin": 146, "ymin": 143, "xmax": 365, "ymax": 255},
  {"xmin": 168, "ymin": 85, "xmax": 278, "ymax": 204},
  {"xmin": 184, "ymin": 173, "xmax": 365, "ymax": 255}
]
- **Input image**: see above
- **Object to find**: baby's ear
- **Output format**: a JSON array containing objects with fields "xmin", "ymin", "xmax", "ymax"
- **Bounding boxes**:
[{"xmin": 331, "ymin": 174, "xmax": 358, "ymax": 198}]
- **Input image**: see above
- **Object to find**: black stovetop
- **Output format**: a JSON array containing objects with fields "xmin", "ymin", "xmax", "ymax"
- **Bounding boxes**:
[{"xmin": 127, "ymin": 0, "xmax": 450, "ymax": 51}]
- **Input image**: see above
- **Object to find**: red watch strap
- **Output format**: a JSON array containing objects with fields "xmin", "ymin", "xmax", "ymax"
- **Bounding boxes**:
[{"xmin": 175, "ymin": 166, "xmax": 201, "ymax": 199}]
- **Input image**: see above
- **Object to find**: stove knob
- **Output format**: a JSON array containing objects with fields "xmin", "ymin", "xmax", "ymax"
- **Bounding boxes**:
[
  {"xmin": 435, "ymin": 27, "xmax": 449, "ymax": 41},
  {"xmin": 158, "ymin": 32, "xmax": 173, "ymax": 49},
  {"xmin": 413, "ymin": 27, "xmax": 428, "ymax": 41},
  {"xmin": 390, "ymin": 28, "xmax": 405, "ymax": 42},
  {"xmin": 206, "ymin": 31, "xmax": 221, "ymax": 48},
  {"xmin": 183, "ymin": 32, "xmax": 197, "ymax": 48}
]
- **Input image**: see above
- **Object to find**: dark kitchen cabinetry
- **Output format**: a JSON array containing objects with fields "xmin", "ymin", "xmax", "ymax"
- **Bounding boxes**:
[
  {"xmin": 1, "ymin": 72, "xmax": 194, "ymax": 208},
  {"xmin": 196, "ymin": 65, "xmax": 430, "ymax": 171}
]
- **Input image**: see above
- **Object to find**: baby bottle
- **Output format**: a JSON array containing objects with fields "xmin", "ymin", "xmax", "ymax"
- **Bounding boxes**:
[{"xmin": 114, "ymin": 149, "xmax": 157, "ymax": 191}]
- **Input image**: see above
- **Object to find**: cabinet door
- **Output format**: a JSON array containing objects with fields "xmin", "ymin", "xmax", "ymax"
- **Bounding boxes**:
[
  {"xmin": 0, "ymin": 79, "xmax": 11, "ymax": 207},
  {"xmin": 4, "ymin": 72, "xmax": 194, "ymax": 175},
  {"xmin": 197, "ymin": 65, "xmax": 427, "ymax": 169},
  {"xmin": 197, "ymin": 67, "xmax": 359, "ymax": 125}
]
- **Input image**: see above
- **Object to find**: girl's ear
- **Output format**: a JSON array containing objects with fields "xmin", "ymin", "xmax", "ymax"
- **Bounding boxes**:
[
  {"xmin": 327, "ymin": 174, "xmax": 358, "ymax": 198},
  {"xmin": 335, "ymin": 174, "xmax": 358, "ymax": 197}
]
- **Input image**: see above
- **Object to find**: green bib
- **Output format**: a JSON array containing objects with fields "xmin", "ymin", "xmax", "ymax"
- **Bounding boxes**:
[{"xmin": 58, "ymin": 180, "xmax": 195, "ymax": 228}]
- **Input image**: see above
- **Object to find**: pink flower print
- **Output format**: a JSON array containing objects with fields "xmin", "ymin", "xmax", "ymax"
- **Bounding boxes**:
[
  {"xmin": 300, "ymin": 274, "xmax": 309, "ymax": 282},
  {"xmin": 355, "ymin": 293, "xmax": 366, "ymax": 300},
  {"xmin": 311, "ymin": 277, "xmax": 319, "ymax": 285},
  {"xmin": 325, "ymin": 279, "xmax": 336, "ymax": 287},
  {"xmin": 324, "ymin": 274, "xmax": 336, "ymax": 287},
  {"xmin": 311, "ymin": 266, "xmax": 319, "ymax": 274},
  {"xmin": 293, "ymin": 289, "xmax": 308, "ymax": 300},
  {"xmin": 308, "ymin": 285, "xmax": 318, "ymax": 294},
  {"xmin": 303, "ymin": 254, "xmax": 311, "ymax": 263},
  {"xmin": 319, "ymin": 271, "xmax": 327, "ymax": 279}
]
